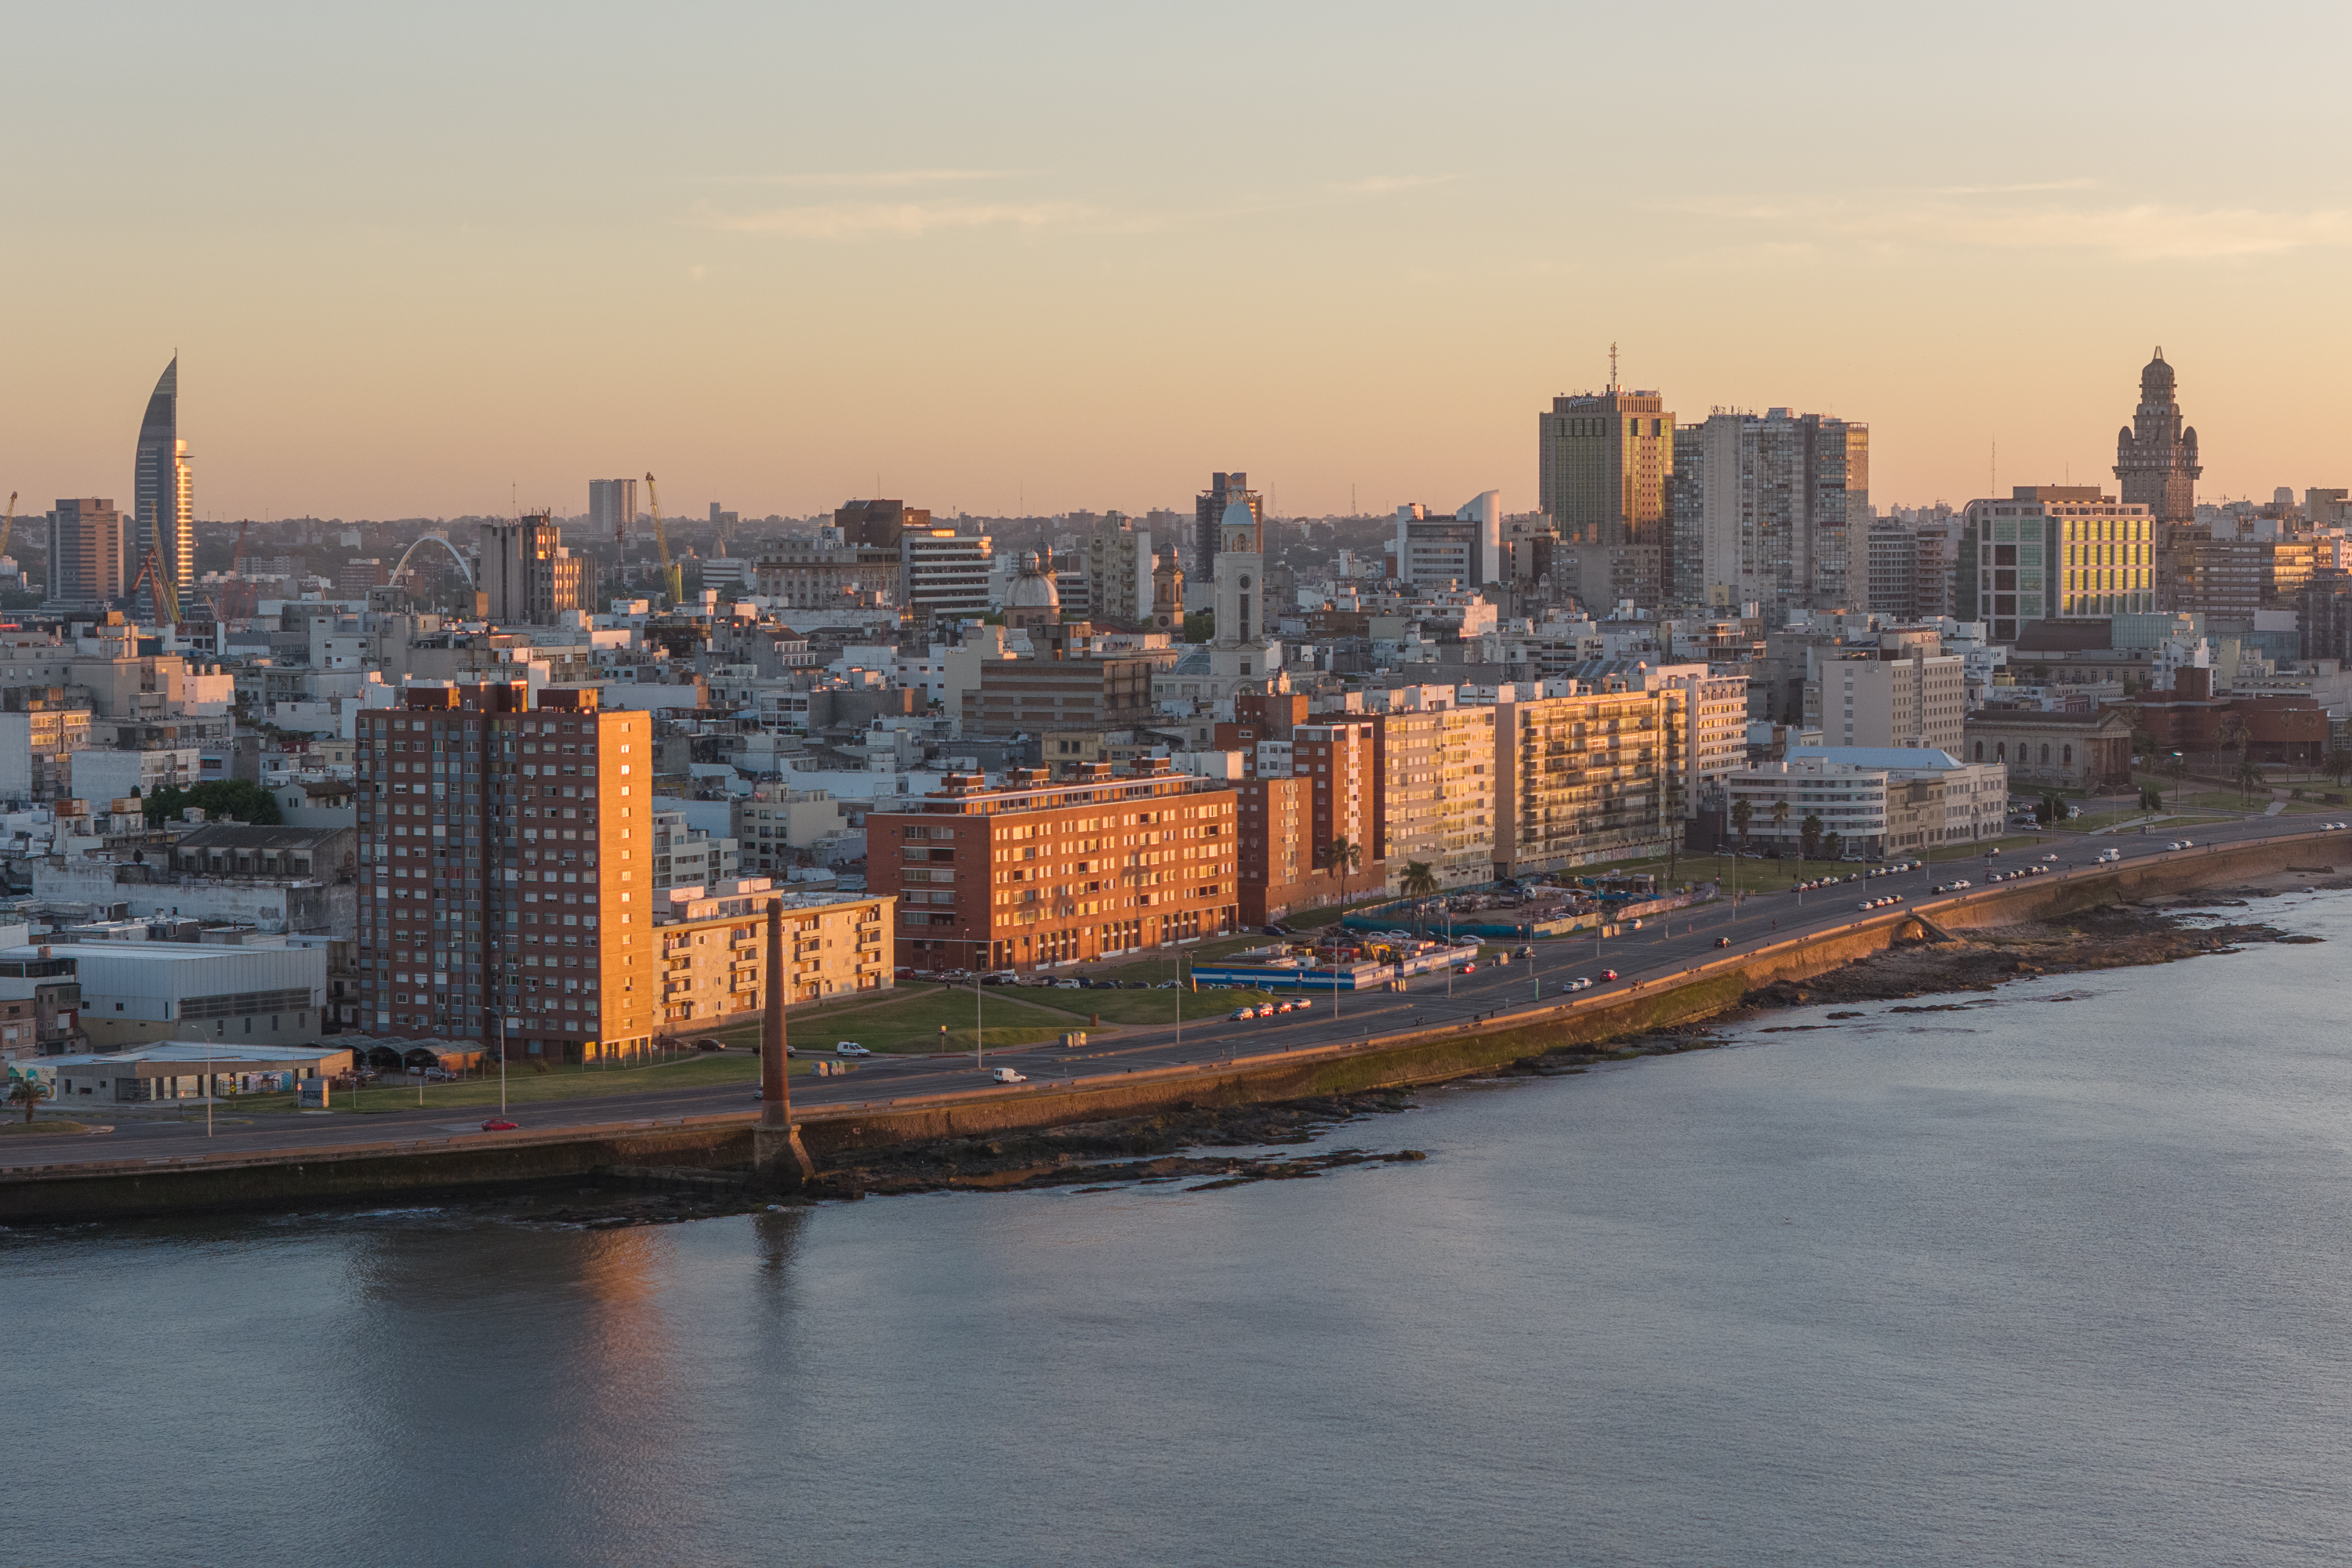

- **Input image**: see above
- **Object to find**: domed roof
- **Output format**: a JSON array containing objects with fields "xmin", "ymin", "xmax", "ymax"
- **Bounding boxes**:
[
  {"xmin": 1221, "ymin": 495, "xmax": 1257, "ymax": 534},
  {"xmin": 1005, "ymin": 549, "xmax": 1060, "ymax": 610}
]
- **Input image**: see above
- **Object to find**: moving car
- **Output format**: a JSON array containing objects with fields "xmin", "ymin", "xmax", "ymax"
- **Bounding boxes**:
[
  {"xmin": 481, "ymin": 1118, "xmax": 520, "ymax": 1132},
  {"xmin": 992, "ymin": 1068, "xmax": 1027, "ymax": 1084},
  {"xmin": 1229, "ymin": 1006, "xmax": 1261, "ymax": 1022},
  {"xmin": 1515, "ymin": 945, "xmax": 1535, "ymax": 958},
  {"xmin": 1599, "ymin": 968, "xmax": 1619, "ymax": 982},
  {"xmin": 1715, "ymin": 936, "xmax": 1732, "ymax": 948},
  {"xmin": 2096, "ymin": 848, "xmax": 2122, "ymax": 863},
  {"xmin": 835, "ymin": 1041, "xmax": 872, "ymax": 1056}
]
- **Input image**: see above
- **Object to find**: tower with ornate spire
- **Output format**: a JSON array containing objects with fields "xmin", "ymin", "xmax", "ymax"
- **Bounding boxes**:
[{"xmin": 2114, "ymin": 347, "xmax": 2201, "ymax": 523}]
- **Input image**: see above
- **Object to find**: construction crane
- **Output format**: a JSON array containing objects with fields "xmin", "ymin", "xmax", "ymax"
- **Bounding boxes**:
[
  {"xmin": 643, "ymin": 471, "xmax": 682, "ymax": 607},
  {"xmin": 129, "ymin": 547, "xmax": 182, "ymax": 628}
]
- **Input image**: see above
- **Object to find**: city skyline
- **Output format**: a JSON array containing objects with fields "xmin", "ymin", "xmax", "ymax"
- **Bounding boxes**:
[{"xmin": 6, "ymin": 4, "xmax": 2350, "ymax": 520}]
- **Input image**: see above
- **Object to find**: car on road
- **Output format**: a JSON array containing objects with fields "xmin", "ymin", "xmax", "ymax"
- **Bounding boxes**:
[
  {"xmin": 1986, "ymin": 847, "xmax": 2003, "ymax": 856},
  {"xmin": 1229, "ymin": 1006, "xmax": 1261, "ymax": 1021},
  {"xmin": 1515, "ymin": 945, "xmax": 1535, "ymax": 957},
  {"xmin": 835, "ymin": 1041, "xmax": 871, "ymax": 1056},
  {"xmin": 2042, "ymin": 853, "xmax": 2059, "ymax": 862},
  {"xmin": 1458, "ymin": 961, "xmax": 1476, "ymax": 974},
  {"xmin": 2179, "ymin": 837, "xmax": 2194, "ymax": 847},
  {"xmin": 1933, "ymin": 880, "xmax": 1971, "ymax": 893},
  {"xmin": 2167, "ymin": 840, "xmax": 2185, "ymax": 850},
  {"xmin": 1565, "ymin": 976, "xmax": 1593, "ymax": 991},
  {"xmin": 1599, "ymin": 968, "xmax": 1618, "ymax": 982},
  {"xmin": 2096, "ymin": 849, "xmax": 2122, "ymax": 863},
  {"xmin": 481, "ymin": 1118, "xmax": 520, "ymax": 1132},
  {"xmin": 1715, "ymin": 936, "xmax": 1732, "ymax": 948},
  {"xmin": 692, "ymin": 1038, "xmax": 727, "ymax": 1052},
  {"xmin": 992, "ymin": 1069, "xmax": 1027, "ymax": 1084},
  {"xmin": 1054, "ymin": 978, "xmax": 1085, "ymax": 989}
]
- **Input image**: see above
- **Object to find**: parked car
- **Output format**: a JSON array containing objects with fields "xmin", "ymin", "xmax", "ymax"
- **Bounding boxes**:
[
  {"xmin": 992, "ymin": 1068, "xmax": 1027, "ymax": 1084},
  {"xmin": 835, "ymin": 1041, "xmax": 872, "ymax": 1056},
  {"xmin": 1054, "ymin": 978, "xmax": 1085, "ymax": 990},
  {"xmin": 693, "ymin": 1039, "xmax": 728, "ymax": 1052},
  {"xmin": 481, "ymin": 1118, "xmax": 520, "ymax": 1132}
]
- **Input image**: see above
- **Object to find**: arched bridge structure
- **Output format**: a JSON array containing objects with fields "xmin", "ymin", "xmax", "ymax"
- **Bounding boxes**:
[{"xmin": 390, "ymin": 533, "xmax": 474, "ymax": 588}]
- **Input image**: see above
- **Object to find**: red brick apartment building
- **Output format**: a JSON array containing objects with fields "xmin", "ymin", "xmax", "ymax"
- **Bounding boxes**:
[
  {"xmin": 869, "ymin": 759, "xmax": 1238, "ymax": 973},
  {"xmin": 1228, "ymin": 695, "xmax": 1387, "ymax": 924},
  {"xmin": 356, "ymin": 681, "xmax": 656, "ymax": 1065}
]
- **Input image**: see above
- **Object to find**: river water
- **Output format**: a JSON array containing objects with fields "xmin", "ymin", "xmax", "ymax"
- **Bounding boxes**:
[{"xmin": 10, "ymin": 888, "xmax": 2352, "ymax": 1567}]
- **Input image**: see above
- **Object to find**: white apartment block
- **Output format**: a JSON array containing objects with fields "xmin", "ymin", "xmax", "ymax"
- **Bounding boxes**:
[
  {"xmin": 1377, "ymin": 702, "xmax": 1496, "ymax": 892},
  {"xmin": 1811, "ymin": 650, "xmax": 1965, "ymax": 753}
]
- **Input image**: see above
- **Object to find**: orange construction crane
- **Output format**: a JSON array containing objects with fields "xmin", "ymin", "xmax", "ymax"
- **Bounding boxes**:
[{"xmin": 644, "ymin": 472, "xmax": 681, "ymax": 606}]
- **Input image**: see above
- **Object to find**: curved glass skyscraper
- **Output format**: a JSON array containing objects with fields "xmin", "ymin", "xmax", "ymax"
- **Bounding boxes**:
[{"xmin": 132, "ymin": 356, "xmax": 194, "ymax": 614}]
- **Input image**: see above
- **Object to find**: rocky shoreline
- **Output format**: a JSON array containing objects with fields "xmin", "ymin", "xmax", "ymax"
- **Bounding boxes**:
[{"xmin": 478, "ymin": 884, "xmax": 2343, "ymax": 1228}]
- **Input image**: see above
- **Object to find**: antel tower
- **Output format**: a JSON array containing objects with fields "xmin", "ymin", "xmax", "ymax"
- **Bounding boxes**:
[{"xmin": 132, "ymin": 356, "xmax": 195, "ymax": 612}]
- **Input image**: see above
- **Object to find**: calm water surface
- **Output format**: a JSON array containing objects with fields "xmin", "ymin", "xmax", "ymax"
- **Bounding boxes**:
[{"xmin": 9, "ymin": 890, "xmax": 2352, "ymax": 1567}]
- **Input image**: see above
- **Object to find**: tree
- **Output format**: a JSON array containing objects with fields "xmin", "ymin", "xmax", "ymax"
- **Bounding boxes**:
[
  {"xmin": 1769, "ymin": 797, "xmax": 1790, "ymax": 857},
  {"xmin": 1730, "ymin": 797, "xmax": 1753, "ymax": 855},
  {"xmin": 141, "ymin": 779, "xmax": 282, "ymax": 827},
  {"xmin": 1798, "ymin": 811, "xmax": 1824, "ymax": 869},
  {"xmin": 1820, "ymin": 829, "xmax": 1843, "ymax": 862},
  {"xmin": 1319, "ymin": 835, "xmax": 1363, "ymax": 909},
  {"xmin": 1399, "ymin": 859, "xmax": 1439, "ymax": 936},
  {"xmin": 6, "ymin": 1074, "xmax": 52, "ymax": 1125},
  {"xmin": 2235, "ymin": 753, "xmax": 2264, "ymax": 804},
  {"xmin": 1182, "ymin": 609, "xmax": 1216, "ymax": 644},
  {"xmin": 2324, "ymin": 746, "xmax": 2352, "ymax": 788}
]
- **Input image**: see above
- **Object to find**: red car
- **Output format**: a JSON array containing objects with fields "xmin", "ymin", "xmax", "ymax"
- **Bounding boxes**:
[
  {"xmin": 1600, "ymin": 969, "xmax": 1619, "ymax": 982},
  {"xmin": 481, "ymin": 1118, "xmax": 521, "ymax": 1132}
]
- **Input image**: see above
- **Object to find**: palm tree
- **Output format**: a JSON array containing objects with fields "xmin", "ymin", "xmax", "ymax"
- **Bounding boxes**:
[
  {"xmin": 2324, "ymin": 745, "xmax": 2352, "ymax": 789},
  {"xmin": 1730, "ymin": 797, "xmax": 1753, "ymax": 857},
  {"xmin": 1798, "ymin": 811, "xmax": 1824, "ymax": 873},
  {"xmin": 1769, "ymin": 797, "xmax": 1790, "ymax": 862},
  {"xmin": 1320, "ymin": 835, "xmax": 1363, "ymax": 911},
  {"xmin": 1399, "ymin": 860, "xmax": 1439, "ymax": 938},
  {"xmin": 7, "ymin": 1075, "xmax": 52, "ymax": 1125},
  {"xmin": 2235, "ymin": 753, "xmax": 2264, "ymax": 804}
]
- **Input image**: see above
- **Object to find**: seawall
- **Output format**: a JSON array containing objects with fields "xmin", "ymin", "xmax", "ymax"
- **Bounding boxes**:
[{"xmin": 4, "ymin": 829, "xmax": 2332, "ymax": 1221}]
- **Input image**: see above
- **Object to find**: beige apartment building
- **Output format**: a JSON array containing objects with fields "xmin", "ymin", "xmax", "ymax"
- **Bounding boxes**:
[
  {"xmin": 1491, "ymin": 684, "xmax": 1687, "ymax": 877},
  {"xmin": 1809, "ymin": 646, "xmax": 1966, "ymax": 753},
  {"xmin": 1377, "ymin": 702, "xmax": 1496, "ymax": 892},
  {"xmin": 652, "ymin": 880, "xmax": 895, "ymax": 1027}
]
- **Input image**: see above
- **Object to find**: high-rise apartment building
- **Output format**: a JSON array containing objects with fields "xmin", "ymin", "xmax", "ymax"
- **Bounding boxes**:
[
  {"xmin": 1084, "ymin": 513, "xmax": 1155, "ymax": 626},
  {"xmin": 44, "ymin": 498, "xmax": 128, "ymax": 608},
  {"xmin": 1392, "ymin": 492, "xmax": 1503, "ymax": 590},
  {"xmin": 481, "ymin": 516, "xmax": 583, "ymax": 625},
  {"xmin": 1195, "ymin": 471, "xmax": 1261, "ymax": 586},
  {"xmin": 355, "ymin": 682, "xmax": 656, "ymax": 1065},
  {"xmin": 1810, "ymin": 647, "xmax": 1967, "ymax": 753},
  {"xmin": 132, "ymin": 357, "xmax": 194, "ymax": 616},
  {"xmin": 1539, "ymin": 388, "xmax": 1673, "ymax": 550},
  {"xmin": 2114, "ymin": 349, "xmax": 2201, "ymax": 523},
  {"xmin": 1289, "ymin": 717, "xmax": 1385, "ymax": 893},
  {"xmin": 1490, "ymin": 684, "xmax": 1686, "ymax": 876},
  {"xmin": 588, "ymin": 478, "xmax": 637, "ymax": 541},
  {"xmin": 871, "ymin": 761, "xmax": 1238, "ymax": 974},
  {"xmin": 1376, "ymin": 700, "xmax": 1495, "ymax": 892},
  {"xmin": 902, "ymin": 528, "xmax": 993, "ymax": 624},
  {"xmin": 1866, "ymin": 522, "xmax": 1918, "ymax": 619},
  {"xmin": 1671, "ymin": 409, "xmax": 1868, "ymax": 615},
  {"xmin": 1957, "ymin": 487, "xmax": 2154, "ymax": 643}
]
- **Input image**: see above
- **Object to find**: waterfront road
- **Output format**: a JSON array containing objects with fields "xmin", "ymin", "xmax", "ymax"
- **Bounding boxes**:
[{"xmin": 9, "ymin": 814, "xmax": 2342, "ymax": 1174}]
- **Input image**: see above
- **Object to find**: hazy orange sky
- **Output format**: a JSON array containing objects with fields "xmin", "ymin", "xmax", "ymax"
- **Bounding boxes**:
[{"xmin": 7, "ymin": 2, "xmax": 2349, "ymax": 523}]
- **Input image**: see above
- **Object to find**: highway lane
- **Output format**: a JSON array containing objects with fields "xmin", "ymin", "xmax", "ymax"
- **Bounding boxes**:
[{"xmin": 9, "ymin": 815, "xmax": 2340, "ymax": 1173}]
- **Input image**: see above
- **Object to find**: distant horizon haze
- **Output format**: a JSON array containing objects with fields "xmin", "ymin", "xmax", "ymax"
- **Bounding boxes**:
[{"xmin": 4, "ymin": 2, "xmax": 2347, "ymax": 522}]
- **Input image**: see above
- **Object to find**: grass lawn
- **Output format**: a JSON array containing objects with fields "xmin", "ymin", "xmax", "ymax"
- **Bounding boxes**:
[
  {"xmin": 1075, "ymin": 987, "xmax": 1278, "ymax": 1025},
  {"xmin": 811, "ymin": 987, "xmax": 1094, "ymax": 1054},
  {"xmin": 230, "ymin": 1051, "xmax": 785, "ymax": 1116},
  {"xmin": 0, "ymin": 1119, "xmax": 91, "ymax": 1136}
]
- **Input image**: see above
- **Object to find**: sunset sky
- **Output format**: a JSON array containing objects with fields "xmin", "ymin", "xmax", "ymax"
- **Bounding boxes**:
[{"xmin": 8, "ymin": 1, "xmax": 2350, "ymax": 522}]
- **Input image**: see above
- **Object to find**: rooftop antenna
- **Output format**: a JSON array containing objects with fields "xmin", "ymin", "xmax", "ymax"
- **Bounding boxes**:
[{"xmin": 1609, "ymin": 341, "xmax": 1619, "ymax": 392}]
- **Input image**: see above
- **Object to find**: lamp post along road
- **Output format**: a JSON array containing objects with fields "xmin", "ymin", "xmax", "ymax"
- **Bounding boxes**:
[{"xmin": 754, "ymin": 896, "xmax": 814, "ymax": 1187}]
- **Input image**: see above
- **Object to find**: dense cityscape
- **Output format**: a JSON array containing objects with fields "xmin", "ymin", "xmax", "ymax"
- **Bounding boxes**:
[
  {"xmin": 14, "ymin": 6, "xmax": 2352, "ymax": 1560},
  {"xmin": 0, "ymin": 343, "xmax": 2342, "ymax": 1088}
]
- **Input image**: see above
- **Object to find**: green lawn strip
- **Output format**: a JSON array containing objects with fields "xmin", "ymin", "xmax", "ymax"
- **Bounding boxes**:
[
  {"xmin": 820, "ymin": 989, "xmax": 1094, "ymax": 1054},
  {"xmin": 1074, "ymin": 987, "xmax": 1279, "ymax": 1025},
  {"xmin": 1, "ymin": 1120, "xmax": 90, "ymax": 1135},
  {"xmin": 227, "ymin": 1052, "xmax": 786, "ymax": 1115}
]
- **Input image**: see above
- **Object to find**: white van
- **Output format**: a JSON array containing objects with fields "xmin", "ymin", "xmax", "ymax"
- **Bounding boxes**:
[{"xmin": 2096, "ymin": 848, "xmax": 2122, "ymax": 863}]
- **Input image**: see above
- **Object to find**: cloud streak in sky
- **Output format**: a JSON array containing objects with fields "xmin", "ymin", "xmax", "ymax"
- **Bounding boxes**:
[
  {"xmin": 1685, "ymin": 185, "xmax": 2352, "ymax": 260},
  {"xmin": 693, "ymin": 198, "xmax": 1095, "ymax": 240}
]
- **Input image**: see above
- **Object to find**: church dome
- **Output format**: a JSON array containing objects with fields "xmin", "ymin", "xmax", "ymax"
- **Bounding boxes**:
[{"xmin": 1005, "ymin": 549, "xmax": 1060, "ymax": 611}]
